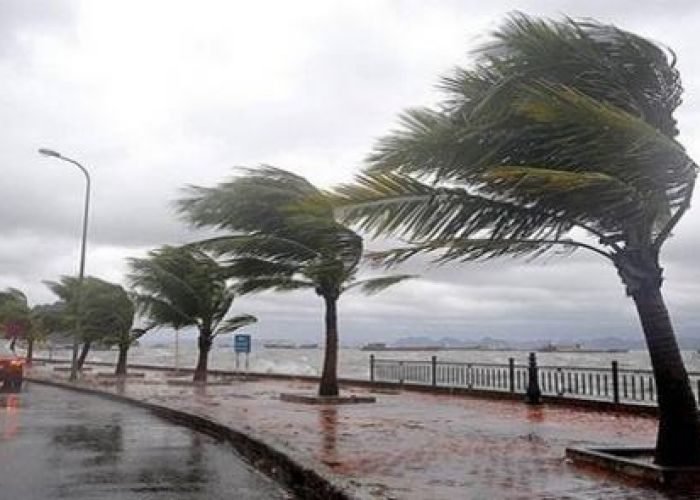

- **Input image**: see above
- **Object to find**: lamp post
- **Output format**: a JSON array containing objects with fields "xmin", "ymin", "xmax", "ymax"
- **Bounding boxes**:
[{"xmin": 38, "ymin": 148, "xmax": 91, "ymax": 382}]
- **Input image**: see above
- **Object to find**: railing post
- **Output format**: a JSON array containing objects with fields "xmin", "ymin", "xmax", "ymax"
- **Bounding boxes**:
[
  {"xmin": 612, "ymin": 360, "xmax": 620, "ymax": 404},
  {"xmin": 508, "ymin": 357, "xmax": 515, "ymax": 393},
  {"xmin": 370, "ymin": 354, "xmax": 375, "ymax": 383},
  {"xmin": 525, "ymin": 352, "xmax": 542, "ymax": 405},
  {"xmin": 399, "ymin": 360, "xmax": 404, "ymax": 385},
  {"xmin": 431, "ymin": 356, "xmax": 437, "ymax": 387}
]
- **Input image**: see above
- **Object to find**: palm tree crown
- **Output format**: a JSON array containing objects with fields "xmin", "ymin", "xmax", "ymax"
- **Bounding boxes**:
[{"xmin": 334, "ymin": 15, "xmax": 695, "ymax": 279}]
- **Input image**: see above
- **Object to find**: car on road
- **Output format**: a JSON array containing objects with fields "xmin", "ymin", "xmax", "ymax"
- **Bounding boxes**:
[{"xmin": 0, "ymin": 343, "xmax": 23, "ymax": 392}]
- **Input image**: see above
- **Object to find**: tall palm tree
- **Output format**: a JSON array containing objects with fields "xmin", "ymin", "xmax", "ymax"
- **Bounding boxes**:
[
  {"xmin": 178, "ymin": 167, "xmax": 414, "ymax": 396},
  {"xmin": 127, "ymin": 245, "xmax": 257, "ymax": 383},
  {"xmin": 334, "ymin": 15, "xmax": 699, "ymax": 466}
]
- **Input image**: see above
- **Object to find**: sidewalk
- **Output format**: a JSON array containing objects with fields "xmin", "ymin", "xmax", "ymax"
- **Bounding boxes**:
[{"xmin": 28, "ymin": 364, "xmax": 678, "ymax": 499}]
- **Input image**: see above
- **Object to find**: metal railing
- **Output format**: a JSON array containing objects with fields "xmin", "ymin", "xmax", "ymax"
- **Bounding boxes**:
[{"xmin": 369, "ymin": 354, "xmax": 700, "ymax": 407}]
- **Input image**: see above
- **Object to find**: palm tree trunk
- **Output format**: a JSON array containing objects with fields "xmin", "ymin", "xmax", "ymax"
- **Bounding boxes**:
[
  {"xmin": 115, "ymin": 345, "xmax": 128, "ymax": 376},
  {"xmin": 26, "ymin": 338, "xmax": 34, "ymax": 364},
  {"xmin": 319, "ymin": 295, "xmax": 339, "ymax": 397},
  {"xmin": 193, "ymin": 329, "xmax": 212, "ymax": 383},
  {"xmin": 632, "ymin": 285, "xmax": 700, "ymax": 466},
  {"xmin": 76, "ymin": 341, "xmax": 91, "ymax": 370}
]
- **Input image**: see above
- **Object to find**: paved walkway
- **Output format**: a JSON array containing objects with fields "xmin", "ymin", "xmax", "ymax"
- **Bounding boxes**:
[{"xmin": 27, "ymin": 364, "xmax": 694, "ymax": 499}]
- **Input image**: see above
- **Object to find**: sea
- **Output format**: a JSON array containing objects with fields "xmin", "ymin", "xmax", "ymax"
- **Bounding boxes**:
[{"xmin": 37, "ymin": 342, "xmax": 700, "ymax": 379}]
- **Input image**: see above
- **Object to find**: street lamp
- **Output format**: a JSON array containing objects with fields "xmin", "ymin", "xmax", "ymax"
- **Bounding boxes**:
[{"xmin": 38, "ymin": 148, "xmax": 91, "ymax": 382}]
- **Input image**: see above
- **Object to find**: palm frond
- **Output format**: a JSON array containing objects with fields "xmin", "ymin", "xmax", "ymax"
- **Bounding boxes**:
[
  {"xmin": 367, "ymin": 236, "xmax": 607, "ymax": 268},
  {"xmin": 214, "ymin": 314, "xmax": 257, "ymax": 336},
  {"xmin": 334, "ymin": 172, "xmax": 572, "ymax": 243},
  {"xmin": 344, "ymin": 275, "xmax": 416, "ymax": 295},
  {"xmin": 235, "ymin": 278, "xmax": 315, "ymax": 295}
]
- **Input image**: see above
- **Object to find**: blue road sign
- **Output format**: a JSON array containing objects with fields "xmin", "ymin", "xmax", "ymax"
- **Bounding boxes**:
[{"xmin": 234, "ymin": 334, "xmax": 251, "ymax": 353}]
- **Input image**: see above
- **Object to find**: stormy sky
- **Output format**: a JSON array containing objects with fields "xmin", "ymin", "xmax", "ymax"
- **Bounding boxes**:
[{"xmin": 2, "ymin": 0, "xmax": 700, "ymax": 345}]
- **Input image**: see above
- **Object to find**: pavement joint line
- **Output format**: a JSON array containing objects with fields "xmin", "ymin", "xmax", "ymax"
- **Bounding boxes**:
[{"xmin": 25, "ymin": 376, "xmax": 354, "ymax": 500}]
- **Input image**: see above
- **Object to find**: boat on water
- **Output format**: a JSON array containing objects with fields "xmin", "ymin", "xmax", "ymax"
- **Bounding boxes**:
[
  {"xmin": 360, "ymin": 342, "xmax": 449, "ymax": 352},
  {"xmin": 263, "ymin": 342, "xmax": 297, "ymax": 349},
  {"xmin": 537, "ymin": 342, "xmax": 628, "ymax": 353},
  {"xmin": 360, "ymin": 341, "xmax": 626, "ymax": 353},
  {"xmin": 263, "ymin": 342, "xmax": 320, "ymax": 349}
]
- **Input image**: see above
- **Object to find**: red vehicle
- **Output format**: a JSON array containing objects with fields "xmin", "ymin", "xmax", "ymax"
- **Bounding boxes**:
[{"xmin": 0, "ymin": 343, "xmax": 24, "ymax": 392}]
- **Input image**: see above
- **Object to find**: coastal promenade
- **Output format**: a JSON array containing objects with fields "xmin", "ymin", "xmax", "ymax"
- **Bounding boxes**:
[{"xmin": 26, "ymin": 363, "xmax": 691, "ymax": 499}]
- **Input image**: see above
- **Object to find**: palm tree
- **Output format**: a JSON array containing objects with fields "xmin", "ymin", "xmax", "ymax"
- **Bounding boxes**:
[
  {"xmin": 127, "ymin": 245, "xmax": 257, "ymax": 383},
  {"xmin": 178, "ymin": 167, "xmax": 413, "ymax": 396},
  {"xmin": 0, "ymin": 288, "xmax": 32, "ymax": 355},
  {"xmin": 79, "ymin": 281, "xmax": 142, "ymax": 376},
  {"xmin": 45, "ymin": 276, "xmax": 139, "ymax": 371},
  {"xmin": 0, "ymin": 288, "xmax": 55, "ymax": 363},
  {"xmin": 333, "ymin": 14, "xmax": 699, "ymax": 466}
]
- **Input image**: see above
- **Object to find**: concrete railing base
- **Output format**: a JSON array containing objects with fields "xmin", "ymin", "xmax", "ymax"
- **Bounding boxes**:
[
  {"xmin": 280, "ymin": 393, "xmax": 376, "ymax": 405},
  {"xmin": 566, "ymin": 446, "xmax": 700, "ymax": 490}
]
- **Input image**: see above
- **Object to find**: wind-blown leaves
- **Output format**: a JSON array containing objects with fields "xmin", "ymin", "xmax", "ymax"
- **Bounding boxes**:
[
  {"xmin": 337, "ymin": 14, "xmax": 697, "ymax": 264},
  {"xmin": 44, "ymin": 277, "xmax": 135, "ymax": 344},
  {"xmin": 179, "ymin": 167, "xmax": 408, "ymax": 298},
  {"xmin": 127, "ymin": 246, "xmax": 253, "ymax": 336},
  {"xmin": 344, "ymin": 275, "xmax": 416, "ymax": 294},
  {"xmin": 215, "ymin": 314, "xmax": 258, "ymax": 336}
]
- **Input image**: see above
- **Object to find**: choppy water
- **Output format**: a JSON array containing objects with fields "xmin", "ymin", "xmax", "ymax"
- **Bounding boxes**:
[{"xmin": 38, "ymin": 343, "xmax": 700, "ymax": 380}]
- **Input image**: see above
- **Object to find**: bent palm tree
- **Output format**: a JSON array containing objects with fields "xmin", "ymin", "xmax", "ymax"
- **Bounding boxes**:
[
  {"xmin": 45, "ymin": 277, "xmax": 138, "ymax": 371},
  {"xmin": 79, "ymin": 282, "xmax": 141, "ymax": 376},
  {"xmin": 178, "ymin": 167, "xmax": 413, "ymax": 396},
  {"xmin": 127, "ymin": 245, "xmax": 257, "ymax": 383},
  {"xmin": 334, "ymin": 15, "xmax": 699, "ymax": 466},
  {"xmin": 0, "ymin": 288, "xmax": 45, "ymax": 360}
]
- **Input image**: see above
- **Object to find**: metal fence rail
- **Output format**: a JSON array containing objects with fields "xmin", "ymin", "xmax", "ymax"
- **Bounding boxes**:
[{"xmin": 370, "ymin": 354, "xmax": 700, "ymax": 407}]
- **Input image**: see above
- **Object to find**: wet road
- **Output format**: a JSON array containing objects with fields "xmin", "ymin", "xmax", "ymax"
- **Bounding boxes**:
[{"xmin": 0, "ymin": 383, "xmax": 291, "ymax": 499}]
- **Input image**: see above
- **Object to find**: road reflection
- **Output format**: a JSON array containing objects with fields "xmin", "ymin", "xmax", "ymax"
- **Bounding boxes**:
[
  {"xmin": 0, "ymin": 384, "xmax": 289, "ymax": 499},
  {"xmin": 51, "ymin": 419, "xmax": 124, "ymax": 465},
  {"xmin": 319, "ymin": 406, "xmax": 339, "ymax": 466}
]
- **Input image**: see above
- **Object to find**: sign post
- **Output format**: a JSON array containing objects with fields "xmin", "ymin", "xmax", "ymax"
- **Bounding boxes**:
[{"xmin": 234, "ymin": 334, "xmax": 251, "ymax": 375}]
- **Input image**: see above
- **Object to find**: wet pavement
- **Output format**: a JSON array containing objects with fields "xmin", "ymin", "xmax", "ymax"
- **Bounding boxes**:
[
  {"xmin": 27, "ymin": 365, "xmax": 700, "ymax": 499},
  {"xmin": 0, "ymin": 382, "xmax": 290, "ymax": 499}
]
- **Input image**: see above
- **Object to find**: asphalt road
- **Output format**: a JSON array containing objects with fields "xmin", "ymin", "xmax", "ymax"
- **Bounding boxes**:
[{"xmin": 0, "ymin": 383, "xmax": 291, "ymax": 499}]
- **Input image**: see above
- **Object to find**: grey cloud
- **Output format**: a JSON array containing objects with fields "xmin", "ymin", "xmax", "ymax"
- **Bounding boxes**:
[{"xmin": 1, "ymin": 1, "xmax": 700, "ymax": 345}]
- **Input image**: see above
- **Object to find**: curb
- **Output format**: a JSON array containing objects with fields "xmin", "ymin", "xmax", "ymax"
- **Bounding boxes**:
[{"xmin": 26, "ymin": 376, "xmax": 353, "ymax": 500}]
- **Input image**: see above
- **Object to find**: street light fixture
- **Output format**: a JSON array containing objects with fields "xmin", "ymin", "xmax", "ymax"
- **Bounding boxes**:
[{"xmin": 38, "ymin": 148, "xmax": 91, "ymax": 382}]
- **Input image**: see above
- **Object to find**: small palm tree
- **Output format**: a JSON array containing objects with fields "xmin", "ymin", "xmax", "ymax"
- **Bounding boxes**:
[
  {"xmin": 0, "ymin": 289, "xmax": 31, "ymax": 356},
  {"xmin": 127, "ymin": 245, "xmax": 257, "ymax": 383},
  {"xmin": 0, "ymin": 289, "xmax": 60, "ymax": 363},
  {"xmin": 178, "ymin": 167, "xmax": 413, "ymax": 396},
  {"xmin": 334, "ymin": 15, "xmax": 699, "ymax": 466},
  {"xmin": 44, "ymin": 276, "xmax": 140, "ymax": 372},
  {"xmin": 79, "ymin": 281, "xmax": 142, "ymax": 376}
]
